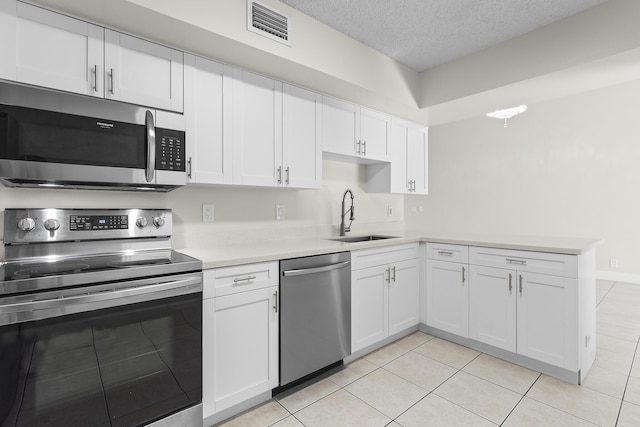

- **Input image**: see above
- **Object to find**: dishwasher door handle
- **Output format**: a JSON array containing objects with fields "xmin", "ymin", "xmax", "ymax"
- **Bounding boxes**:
[{"xmin": 282, "ymin": 261, "xmax": 351, "ymax": 277}]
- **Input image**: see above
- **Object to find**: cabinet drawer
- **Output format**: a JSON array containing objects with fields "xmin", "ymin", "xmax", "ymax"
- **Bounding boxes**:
[
  {"xmin": 206, "ymin": 262, "xmax": 278, "ymax": 298},
  {"xmin": 426, "ymin": 242, "xmax": 468, "ymax": 263},
  {"xmin": 352, "ymin": 243, "xmax": 419, "ymax": 270},
  {"xmin": 469, "ymin": 247, "xmax": 577, "ymax": 278}
]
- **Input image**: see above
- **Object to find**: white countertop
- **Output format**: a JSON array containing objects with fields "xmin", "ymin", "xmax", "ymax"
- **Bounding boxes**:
[{"xmin": 177, "ymin": 230, "xmax": 602, "ymax": 269}]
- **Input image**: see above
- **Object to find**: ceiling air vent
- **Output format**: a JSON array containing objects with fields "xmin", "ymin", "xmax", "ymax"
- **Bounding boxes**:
[{"xmin": 248, "ymin": 0, "xmax": 291, "ymax": 46}]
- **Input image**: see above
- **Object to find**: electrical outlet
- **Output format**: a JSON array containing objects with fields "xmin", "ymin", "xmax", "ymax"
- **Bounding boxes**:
[
  {"xmin": 609, "ymin": 258, "xmax": 619, "ymax": 268},
  {"xmin": 202, "ymin": 204, "xmax": 214, "ymax": 222},
  {"xmin": 276, "ymin": 204, "xmax": 285, "ymax": 220},
  {"xmin": 387, "ymin": 205, "xmax": 393, "ymax": 216}
]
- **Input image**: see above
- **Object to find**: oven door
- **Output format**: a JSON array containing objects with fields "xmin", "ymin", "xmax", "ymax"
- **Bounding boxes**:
[{"xmin": 0, "ymin": 272, "xmax": 202, "ymax": 427}]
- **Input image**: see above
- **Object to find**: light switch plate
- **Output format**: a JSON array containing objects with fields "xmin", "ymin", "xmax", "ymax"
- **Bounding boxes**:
[{"xmin": 276, "ymin": 204, "xmax": 284, "ymax": 220}]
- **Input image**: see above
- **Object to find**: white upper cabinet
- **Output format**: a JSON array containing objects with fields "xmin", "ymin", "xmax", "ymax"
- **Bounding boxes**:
[
  {"xmin": 0, "ymin": 1, "xmax": 184, "ymax": 112},
  {"xmin": 231, "ymin": 69, "xmax": 282, "ymax": 187},
  {"xmin": 322, "ymin": 96, "xmax": 390, "ymax": 162},
  {"xmin": 367, "ymin": 119, "xmax": 428, "ymax": 194},
  {"xmin": 0, "ymin": 0, "xmax": 16, "ymax": 81},
  {"xmin": 104, "ymin": 29, "xmax": 183, "ymax": 112},
  {"xmin": 184, "ymin": 54, "xmax": 232, "ymax": 185},
  {"xmin": 282, "ymin": 84, "xmax": 322, "ymax": 188},
  {"xmin": 6, "ymin": 1, "xmax": 104, "ymax": 97},
  {"xmin": 406, "ymin": 125, "xmax": 428, "ymax": 194},
  {"xmin": 231, "ymin": 70, "xmax": 321, "ymax": 189}
]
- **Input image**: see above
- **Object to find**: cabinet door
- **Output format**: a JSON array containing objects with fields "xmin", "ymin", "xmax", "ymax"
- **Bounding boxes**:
[
  {"xmin": 232, "ymin": 70, "xmax": 282, "ymax": 187},
  {"xmin": 0, "ymin": 0, "xmax": 16, "ymax": 81},
  {"xmin": 322, "ymin": 96, "xmax": 358, "ymax": 156},
  {"xmin": 426, "ymin": 260, "xmax": 469, "ymax": 337},
  {"xmin": 359, "ymin": 107, "xmax": 390, "ymax": 161},
  {"xmin": 210, "ymin": 287, "xmax": 275, "ymax": 413},
  {"xmin": 184, "ymin": 54, "xmax": 231, "ymax": 184},
  {"xmin": 407, "ymin": 126, "xmax": 428, "ymax": 194},
  {"xmin": 517, "ymin": 272, "xmax": 577, "ymax": 368},
  {"xmin": 104, "ymin": 29, "xmax": 183, "ymax": 112},
  {"xmin": 282, "ymin": 84, "xmax": 322, "ymax": 188},
  {"xmin": 388, "ymin": 258, "xmax": 420, "ymax": 336},
  {"xmin": 469, "ymin": 265, "xmax": 516, "ymax": 352},
  {"xmin": 389, "ymin": 120, "xmax": 409, "ymax": 193},
  {"xmin": 352, "ymin": 265, "xmax": 388, "ymax": 352},
  {"xmin": 14, "ymin": 2, "xmax": 104, "ymax": 97}
]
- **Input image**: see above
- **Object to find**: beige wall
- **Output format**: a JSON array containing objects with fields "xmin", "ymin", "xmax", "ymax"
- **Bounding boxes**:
[{"xmin": 406, "ymin": 79, "xmax": 640, "ymax": 275}]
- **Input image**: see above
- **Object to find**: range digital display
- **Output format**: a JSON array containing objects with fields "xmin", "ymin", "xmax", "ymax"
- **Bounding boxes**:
[{"xmin": 70, "ymin": 215, "xmax": 128, "ymax": 231}]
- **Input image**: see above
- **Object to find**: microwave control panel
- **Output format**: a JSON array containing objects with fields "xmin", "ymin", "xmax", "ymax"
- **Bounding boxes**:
[{"xmin": 156, "ymin": 128, "xmax": 185, "ymax": 172}]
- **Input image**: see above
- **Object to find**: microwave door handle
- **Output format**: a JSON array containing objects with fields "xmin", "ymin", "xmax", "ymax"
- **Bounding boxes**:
[{"xmin": 145, "ymin": 110, "xmax": 156, "ymax": 183}]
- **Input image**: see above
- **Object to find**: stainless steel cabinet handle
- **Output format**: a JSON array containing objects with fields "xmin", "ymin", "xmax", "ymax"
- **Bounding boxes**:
[
  {"xmin": 519, "ymin": 274, "xmax": 523, "ymax": 295},
  {"xmin": 145, "ymin": 110, "xmax": 155, "ymax": 183},
  {"xmin": 363, "ymin": 141, "xmax": 367, "ymax": 155},
  {"xmin": 462, "ymin": 266, "xmax": 466, "ymax": 283},
  {"xmin": 437, "ymin": 251, "xmax": 453, "ymax": 257},
  {"xmin": 109, "ymin": 68, "xmax": 114, "ymax": 94},
  {"xmin": 285, "ymin": 166, "xmax": 290, "ymax": 184},
  {"xmin": 356, "ymin": 140, "xmax": 361, "ymax": 154},
  {"xmin": 273, "ymin": 290, "xmax": 278, "ymax": 312},
  {"xmin": 386, "ymin": 267, "xmax": 390, "ymax": 283},
  {"xmin": 277, "ymin": 166, "xmax": 282, "ymax": 184},
  {"xmin": 93, "ymin": 64, "xmax": 98, "ymax": 92},
  {"xmin": 506, "ymin": 258, "xmax": 526, "ymax": 265},
  {"xmin": 508, "ymin": 273, "xmax": 512, "ymax": 292},
  {"xmin": 391, "ymin": 266, "xmax": 396, "ymax": 282},
  {"xmin": 233, "ymin": 275, "xmax": 257, "ymax": 283},
  {"xmin": 187, "ymin": 157, "xmax": 193, "ymax": 179},
  {"xmin": 282, "ymin": 261, "xmax": 351, "ymax": 277}
]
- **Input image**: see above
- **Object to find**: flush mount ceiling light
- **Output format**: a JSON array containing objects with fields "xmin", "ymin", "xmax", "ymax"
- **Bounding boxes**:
[{"xmin": 486, "ymin": 105, "xmax": 528, "ymax": 128}]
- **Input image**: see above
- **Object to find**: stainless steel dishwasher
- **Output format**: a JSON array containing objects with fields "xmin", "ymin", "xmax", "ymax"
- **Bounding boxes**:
[{"xmin": 279, "ymin": 252, "xmax": 351, "ymax": 388}]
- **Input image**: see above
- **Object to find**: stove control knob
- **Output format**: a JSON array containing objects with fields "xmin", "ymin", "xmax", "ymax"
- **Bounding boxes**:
[
  {"xmin": 17, "ymin": 218, "xmax": 36, "ymax": 232},
  {"xmin": 136, "ymin": 217, "xmax": 148, "ymax": 228},
  {"xmin": 153, "ymin": 216, "xmax": 165, "ymax": 228},
  {"xmin": 44, "ymin": 218, "xmax": 61, "ymax": 231}
]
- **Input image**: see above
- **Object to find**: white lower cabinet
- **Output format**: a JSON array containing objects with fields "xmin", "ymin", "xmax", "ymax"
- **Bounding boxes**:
[
  {"xmin": 351, "ymin": 244, "xmax": 419, "ymax": 353},
  {"xmin": 469, "ymin": 265, "xmax": 577, "ymax": 368},
  {"xmin": 202, "ymin": 262, "xmax": 279, "ymax": 420},
  {"xmin": 425, "ymin": 243, "xmax": 469, "ymax": 337}
]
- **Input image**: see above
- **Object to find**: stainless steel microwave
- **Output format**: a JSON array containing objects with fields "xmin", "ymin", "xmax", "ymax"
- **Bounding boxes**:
[{"xmin": 0, "ymin": 82, "xmax": 186, "ymax": 191}]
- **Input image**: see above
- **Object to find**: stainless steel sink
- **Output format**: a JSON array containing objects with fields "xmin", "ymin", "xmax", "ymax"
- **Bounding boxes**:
[{"xmin": 329, "ymin": 234, "xmax": 399, "ymax": 243}]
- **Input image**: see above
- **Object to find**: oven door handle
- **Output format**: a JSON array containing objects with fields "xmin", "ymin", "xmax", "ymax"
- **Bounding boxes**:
[{"xmin": 0, "ymin": 275, "xmax": 202, "ymax": 326}]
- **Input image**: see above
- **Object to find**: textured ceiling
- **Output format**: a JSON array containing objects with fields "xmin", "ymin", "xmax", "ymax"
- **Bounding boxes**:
[{"xmin": 280, "ymin": 0, "xmax": 609, "ymax": 72}]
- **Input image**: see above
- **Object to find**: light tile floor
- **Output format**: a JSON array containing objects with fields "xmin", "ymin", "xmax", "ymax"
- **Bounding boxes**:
[{"xmin": 217, "ymin": 280, "xmax": 640, "ymax": 427}]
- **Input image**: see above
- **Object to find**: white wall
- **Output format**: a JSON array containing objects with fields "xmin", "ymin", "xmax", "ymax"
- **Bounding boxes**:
[
  {"xmin": 406, "ymin": 79, "xmax": 640, "ymax": 275},
  {"xmin": 0, "ymin": 160, "xmax": 403, "ymax": 250}
]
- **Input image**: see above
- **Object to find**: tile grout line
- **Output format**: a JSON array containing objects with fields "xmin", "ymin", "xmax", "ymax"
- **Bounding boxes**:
[
  {"xmin": 614, "ymin": 336, "xmax": 639, "ymax": 427},
  {"xmin": 596, "ymin": 281, "xmax": 617, "ymax": 308},
  {"xmin": 498, "ymin": 372, "xmax": 543, "ymax": 426}
]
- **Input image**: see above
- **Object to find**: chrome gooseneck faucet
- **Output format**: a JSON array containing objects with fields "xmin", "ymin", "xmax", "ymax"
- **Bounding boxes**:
[{"xmin": 340, "ymin": 189, "xmax": 355, "ymax": 236}]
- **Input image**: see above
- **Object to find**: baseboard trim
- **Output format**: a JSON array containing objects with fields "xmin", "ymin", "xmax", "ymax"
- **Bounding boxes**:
[{"xmin": 597, "ymin": 270, "xmax": 640, "ymax": 285}]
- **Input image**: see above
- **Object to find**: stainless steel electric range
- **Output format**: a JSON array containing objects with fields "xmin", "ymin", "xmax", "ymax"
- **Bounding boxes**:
[{"xmin": 0, "ymin": 208, "xmax": 203, "ymax": 427}]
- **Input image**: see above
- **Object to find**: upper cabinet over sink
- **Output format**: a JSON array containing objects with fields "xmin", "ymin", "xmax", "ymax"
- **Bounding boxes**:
[
  {"xmin": 322, "ymin": 96, "xmax": 391, "ymax": 162},
  {"xmin": 0, "ymin": 0, "xmax": 184, "ymax": 112}
]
